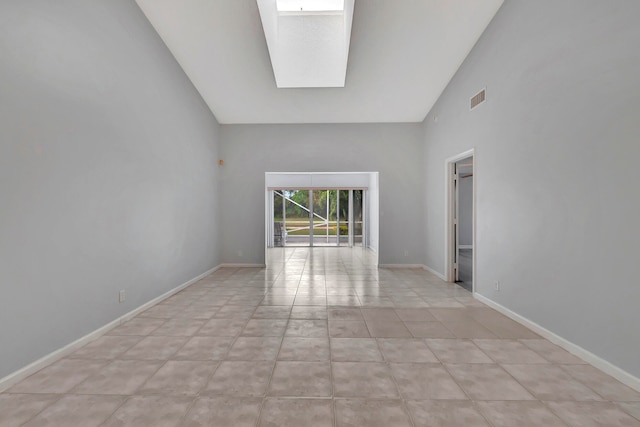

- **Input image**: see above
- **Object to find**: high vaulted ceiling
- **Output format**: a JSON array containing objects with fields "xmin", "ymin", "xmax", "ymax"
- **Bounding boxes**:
[{"xmin": 135, "ymin": 0, "xmax": 504, "ymax": 124}]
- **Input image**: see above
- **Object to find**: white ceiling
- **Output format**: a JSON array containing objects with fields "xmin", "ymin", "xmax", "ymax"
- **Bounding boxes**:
[{"xmin": 135, "ymin": 0, "xmax": 504, "ymax": 124}]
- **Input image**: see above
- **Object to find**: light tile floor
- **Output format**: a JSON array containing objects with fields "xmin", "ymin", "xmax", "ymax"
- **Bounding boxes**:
[{"xmin": 2, "ymin": 247, "xmax": 640, "ymax": 426}]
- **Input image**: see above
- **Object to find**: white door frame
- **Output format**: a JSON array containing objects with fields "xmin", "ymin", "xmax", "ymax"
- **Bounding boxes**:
[{"xmin": 444, "ymin": 148, "xmax": 476, "ymax": 291}]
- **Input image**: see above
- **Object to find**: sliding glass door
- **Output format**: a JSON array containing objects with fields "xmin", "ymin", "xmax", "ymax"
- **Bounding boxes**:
[{"xmin": 269, "ymin": 188, "xmax": 365, "ymax": 248}]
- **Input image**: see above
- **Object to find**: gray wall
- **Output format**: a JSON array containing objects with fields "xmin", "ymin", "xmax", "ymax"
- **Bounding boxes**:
[
  {"xmin": 220, "ymin": 124, "xmax": 424, "ymax": 265},
  {"xmin": 423, "ymin": 0, "xmax": 640, "ymax": 376},
  {"xmin": 0, "ymin": 0, "xmax": 222, "ymax": 379}
]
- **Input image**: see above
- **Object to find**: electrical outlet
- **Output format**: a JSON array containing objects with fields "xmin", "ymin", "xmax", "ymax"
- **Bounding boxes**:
[
  {"xmin": 494, "ymin": 281, "xmax": 500, "ymax": 291},
  {"xmin": 119, "ymin": 290, "xmax": 125, "ymax": 303}
]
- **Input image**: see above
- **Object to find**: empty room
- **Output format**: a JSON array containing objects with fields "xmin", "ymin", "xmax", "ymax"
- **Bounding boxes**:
[{"xmin": 1, "ymin": 0, "xmax": 640, "ymax": 426}]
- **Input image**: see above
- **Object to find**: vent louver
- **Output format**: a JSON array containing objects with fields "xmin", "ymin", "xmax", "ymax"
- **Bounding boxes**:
[{"xmin": 470, "ymin": 88, "xmax": 486, "ymax": 109}]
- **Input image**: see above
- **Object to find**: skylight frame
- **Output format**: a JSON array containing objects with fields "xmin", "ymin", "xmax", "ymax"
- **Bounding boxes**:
[{"xmin": 258, "ymin": 0, "xmax": 354, "ymax": 88}]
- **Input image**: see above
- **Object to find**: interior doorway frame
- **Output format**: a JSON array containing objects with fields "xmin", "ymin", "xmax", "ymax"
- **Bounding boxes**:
[{"xmin": 445, "ymin": 149, "xmax": 476, "ymax": 292}]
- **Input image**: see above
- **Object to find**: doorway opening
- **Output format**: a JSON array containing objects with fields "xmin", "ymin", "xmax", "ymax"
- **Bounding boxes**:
[
  {"xmin": 265, "ymin": 172, "xmax": 379, "ymax": 266},
  {"xmin": 445, "ymin": 150, "xmax": 475, "ymax": 292}
]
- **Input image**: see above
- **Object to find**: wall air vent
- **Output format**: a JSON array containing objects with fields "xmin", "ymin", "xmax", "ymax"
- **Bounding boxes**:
[{"xmin": 470, "ymin": 88, "xmax": 486, "ymax": 110}]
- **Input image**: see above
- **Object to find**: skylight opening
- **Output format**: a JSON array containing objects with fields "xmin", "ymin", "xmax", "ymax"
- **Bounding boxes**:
[{"xmin": 276, "ymin": 0, "xmax": 344, "ymax": 13}]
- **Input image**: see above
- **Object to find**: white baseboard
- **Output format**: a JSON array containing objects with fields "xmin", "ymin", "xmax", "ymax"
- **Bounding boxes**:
[
  {"xmin": 459, "ymin": 245, "xmax": 473, "ymax": 250},
  {"xmin": 379, "ymin": 264, "xmax": 425, "ymax": 269},
  {"xmin": 421, "ymin": 264, "xmax": 447, "ymax": 281},
  {"xmin": 0, "ymin": 264, "xmax": 221, "ymax": 393},
  {"xmin": 219, "ymin": 263, "xmax": 266, "ymax": 268},
  {"xmin": 474, "ymin": 293, "xmax": 640, "ymax": 392}
]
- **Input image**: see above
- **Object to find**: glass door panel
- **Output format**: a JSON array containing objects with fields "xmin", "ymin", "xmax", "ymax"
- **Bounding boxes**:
[
  {"xmin": 283, "ymin": 190, "xmax": 310, "ymax": 246},
  {"xmin": 353, "ymin": 190, "xmax": 363, "ymax": 246},
  {"xmin": 273, "ymin": 191, "xmax": 284, "ymax": 247},
  {"xmin": 338, "ymin": 190, "xmax": 349, "ymax": 246},
  {"xmin": 312, "ymin": 190, "xmax": 338, "ymax": 246}
]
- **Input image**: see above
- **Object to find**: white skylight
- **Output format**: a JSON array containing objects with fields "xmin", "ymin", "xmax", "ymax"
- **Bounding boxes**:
[
  {"xmin": 257, "ymin": 0, "xmax": 354, "ymax": 88},
  {"xmin": 276, "ymin": 0, "xmax": 344, "ymax": 13}
]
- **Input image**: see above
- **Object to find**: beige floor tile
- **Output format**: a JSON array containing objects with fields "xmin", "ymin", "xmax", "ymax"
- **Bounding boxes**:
[
  {"xmin": 328, "ymin": 308, "xmax": 363, "ymax": 321},
  {"xmin": 107, "ymin": 318, "xmax": 166, "ymax": 336},
  {"xmin": 473, "ymin": 339, "xmax": 549, "ymax": 364},
  {"xmin": 359, "ymin": 296, "xmax": 395, "ymax": 307},
  {"xmin": 546, "ymin": 401, "xmax": 640, "ymax": 427},
  {"xmin": 259, "ymin": 398, "xmax": 333, "ymax": 427},
  {"xmin": 365, "ymin": 321, "xmax": 412, "ymax": 338},
  {"xmin": 335, "ymin": 399, "xmax": 413, "ymax": 427},
  {"xmin": 265, "ymin": 289, "xmax": 298, "ymax": 297},
  {"xmin": 120, "ymin": 336, "xmax": 188, "ymax": 360},
  {"xmin": 278, "ymin": 337, "xmax": 330, "ymax": 361},
  {"xmin": 151, "ymin": 318, "xmax": 206, "ymax": 336},
  {"xmin": 182, "ymin": 397, "xmax": 262, "ymax": 427},
  {"xmin": 618, "ymin": 402, "xmax": 640, "ymax": 421},
  {"xmin": 214, "ymin": 305, "xmax": 257, "ymax": 318},
  {"xmin": 290, "ymin": 306, "xmax": 328, "ymax": 319},
  {"xmin": 441, "ymin": 320, "xmax": 498, "ymax": 339},
  {"xmin": 170, "ymin": 304, "xmax": 218, "ymax": 319},
  {"xmin": 390, "ymin": 363, "xmax": 467, "ymax": 400},
  {"xmin": 404, "ymin": 321, "xmax": 456, "ymax": 338},
  {"xmin": 172, "ymin": 336, "xmax": 234, "ymax": 360},
  {"xmin": 241, "ymin": 318, "xmax": 288, "ymax": 337},
  {"xmin": 426, "ymin": 339, "xmax": 493, "ymax": 363},
  {"xmin": 138, "ymin": 360, "xmax": 218, "ymax": 395},
  {"xmin": 9, "ymin": 359, "xmax": 107, "ymax": 394},
  {"xmin": 252, "ymin": 306, "xmax": 292, "ymax": 319},
  {"xmin": 446, "ymin": 363, "xmax": 535, "ymax": 400},
  {"xmin": 428, "ymin": 308, "xmax": 473, "ymax": 322},
  {"xmin": 226, "ymin": 336, "xmax": 283, "ymax": 360},
  {"xmin": 294, "ymin": 296, "xmax": 327, "ymax": 306},
  {"xmin": 377, "ymin": 338, "xmax": 439, "ymax": 363},
  {"xmin": 476, "ymin": 401, "xmax": 567, "ymax": 427},
  {"xmin": 427, "ymin": 298, "xmax": 466, "ymax": 308},
  {"xmin": 228, "ymin": 296, "xmax": 264, "ymax": 305},
  {"xmin": 285, "ymin": 320, "xmax": 328, "ymax": 337},
  {"xmin": 330, "ymin": 338, "xmax": 383, "ymax": 362},
  {"xmin": 0, "ymin": 394, "xmax": 59, "ymax": 427},
  {"xmin": 390, "ymin": 297, "xmax": 430, "ymax": 308},
  {"xmin": 394, "ymin": 308, "xmax": 437, "ymax": 322},
  {"xmin": 196, "ymin": 318, "xmax": 247, "ymax": 336},
  {"xmin": 327, "ymin": 295, "xmax": 362, "ymax": 306},
  {"xmin": 502, "ymin": 364, "xmax": 603, "ymax": 401},
  {"xmin": 268, "ymin": 361, "xmax": 332, "ymax": 397},
  {"xmin": 22, "ymin": 395, "xmax": 124, "ymax": 427},
  {"xmin": 202, "ymin": 360, "xmax": 274, "ymax": 396},
  {"xmin": 68, "ymin": 336, "xmax": 142, "ymax": 360},
  {"xmin": 329, "ymin": 320, "xmax": 370, "ymax": 338},
  {"xmin": 332, "ymin": 362, "xmax": 399, "ymax": 398},
  {"xmin": 101, "ymin": 395, "xmax": 192, "ymax": 427},
  {"xmin": 262, "ymin": 296, "xmax": 296, "ymax": 306},
  {"xmin": 519, "ymin": 339, "xmax": 586, "ymax": 364},
  {"xmin": 361, "ymin": 308, "xmax": 401, "ymax": 322},
  {"xmin": 138, "ymin": 304, "xmax": 185, "ymax": 319},
  {"xmin": 561, "ymin": 364, "xmax": 640, "ymax": 401},
  {"xmin": 473, "ymin": 316, "xmax": 540, "ymax": 339},
  {"xmin": 406, "ymin": 400, "xmax": 490, "ymax": 427},
  {"xmin": 72, "ymin": 360, "xmax": 162, "ymax": 395}
]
